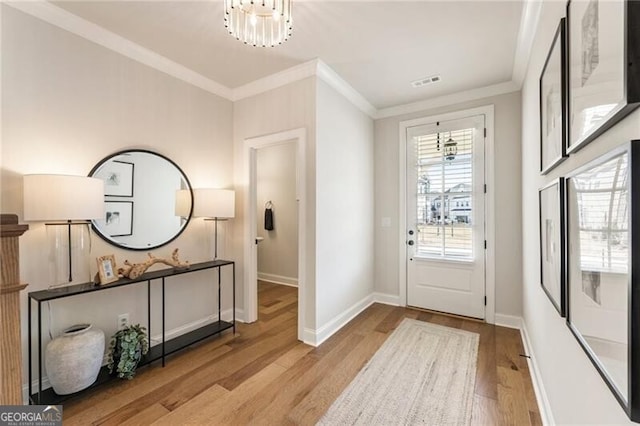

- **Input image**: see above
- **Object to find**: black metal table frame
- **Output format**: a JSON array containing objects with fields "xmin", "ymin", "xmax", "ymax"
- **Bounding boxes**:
[{"xmin": 27, "ymin": 260, "xmax": 235, "ymax": 405}]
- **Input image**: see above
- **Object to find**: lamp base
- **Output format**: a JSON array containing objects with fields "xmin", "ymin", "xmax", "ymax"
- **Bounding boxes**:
[{"xmin": 46, "ymin": 222, "xmax": 92, "ymax": 286}]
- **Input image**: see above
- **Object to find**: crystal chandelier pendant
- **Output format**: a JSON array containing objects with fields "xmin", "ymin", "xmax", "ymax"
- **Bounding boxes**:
[{"xmin": 224, "ymin": 0, "xmax": 293, "ymax": 47}]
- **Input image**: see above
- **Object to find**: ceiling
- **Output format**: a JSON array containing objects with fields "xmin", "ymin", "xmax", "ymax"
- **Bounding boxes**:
[{"xmin": 51, "ymin": 1, "xmax": 525, "ymax": 110}]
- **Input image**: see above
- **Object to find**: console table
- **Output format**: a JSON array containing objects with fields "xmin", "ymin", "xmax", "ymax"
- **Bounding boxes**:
[{"xmin": 27, "ymin": 259, "xmax": 235, "ymax": 405}]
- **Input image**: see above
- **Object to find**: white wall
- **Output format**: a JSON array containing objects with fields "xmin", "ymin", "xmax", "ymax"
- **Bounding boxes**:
[
  {"xmin": 1, "ymin": 5, "xmax": 233, "ymax": 389},
  {"xmin": 374, "ymin": 91, "xmax": 523, "ymax": 316},
  {"xmin": 256, "ymin": 142, "xmax": 298, "ymax": 285},
  {"xmin": 521, "ymin": 1, "xmax": 640, "ymax": 423},
  {"xmin": 315, "ymin": 80, "xmax": 375, "ymax": 329},
  {"xmin": 232, "ymin": 77, "xmax": 316, "ymax": 329}
]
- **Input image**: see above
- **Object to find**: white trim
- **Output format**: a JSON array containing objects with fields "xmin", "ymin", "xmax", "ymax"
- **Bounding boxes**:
[
  {"xmin": 481, "ymin": 315, "xmax": 554, "ymax": 425},
  {"xmin": 6, "ymin": 1, "xmax": 233, "ymax": 100},
  {"xmin": 376, "ymin": 81, "xmax": 517, "ymax": 120},
  {"xmin": 8, "ymin": 1, "xmax": 529, "ymax": 120},
  {"xmin": 148, "ymin": 310, "xmax": 236, "ymax": 344},
  {"xmin": 373, "ymin": 292, "xmax": 401, "ymax": 306},
  {"xmin": 243, "ymin": 128, "xmax": 307, "ymax": 343},
  {"xmin": 303, "ymin": 294, "xmax": 375, "ymax": 347},
  {"xmin": 398, "ymin": 105, "xmax": 496, "ymax": 324},
  {"xmin": 234, "ymin": 308, "xmax": 246, "ymax": 323},
  {"xmin": 258, "ymin": 272, "xmax": 298, "ymax": 287},
  {"xmin": 521, "ymin": 321, "xmax": 556, "ymax": 426},
  {"xmin": 511, "ymin": 0, "xmax": 543, "ymax": 87},
  {"xmin": 316, "ymin": 61, "xmax": 377, "ymax": 118},
  {"xmin": 494, "ymin": 313, "xmax": 523, "ymax": 330},
  {"xmin": 233, "ymin": 60, "xmax": 318, "ymax": 102}
]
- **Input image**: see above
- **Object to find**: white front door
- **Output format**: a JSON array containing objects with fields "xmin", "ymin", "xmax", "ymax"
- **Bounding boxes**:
[{"xmin": 406, "ymin": 115, "xmax": 486, "ymax": 319}]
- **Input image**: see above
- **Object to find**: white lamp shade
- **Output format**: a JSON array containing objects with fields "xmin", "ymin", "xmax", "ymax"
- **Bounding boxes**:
[
  {"xmin": 175, "ymin": 189, "xmax": 193, "ymax": 217},
  {"xmin": 193, "ymin": 188, "xmax": 235, "ymax": 219},
  {"xmin": 23, "ymin": 174, "xmax": 104, "ymax": 221}
]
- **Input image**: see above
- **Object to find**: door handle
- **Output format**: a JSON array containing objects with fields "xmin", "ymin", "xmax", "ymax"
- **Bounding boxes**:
[
  {"xmin": 255, "ymin": 236, "xmax": 265, "ymax": 245},
  {"xmin": 407, "ymin": 240, "xmax": 414, "ymax": 246}
]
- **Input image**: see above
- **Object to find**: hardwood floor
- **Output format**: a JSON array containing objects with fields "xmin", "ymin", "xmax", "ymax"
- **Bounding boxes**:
[{"xmin": 63, "ymin": 281, "xmax": 542, "ymax": 425}]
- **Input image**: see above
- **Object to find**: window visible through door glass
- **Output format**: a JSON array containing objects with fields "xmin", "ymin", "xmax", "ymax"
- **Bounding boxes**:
[{"xmin": 414, "ymin": 128, "xmax": 474, "ymax": 259}]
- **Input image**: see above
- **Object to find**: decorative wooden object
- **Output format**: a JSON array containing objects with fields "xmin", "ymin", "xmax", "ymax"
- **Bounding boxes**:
[
  {"xmin": 118, "ymin": 248, "xmax": 189, "ymax": 279},
  {"xmin": 0, "ymin": 214, "xmax": 29, "ymax": 405}
]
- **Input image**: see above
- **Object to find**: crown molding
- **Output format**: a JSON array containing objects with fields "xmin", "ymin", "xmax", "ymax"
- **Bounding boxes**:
[
  {"xmin": 7, "ymin": 0, "xmax": 529, "ymax": 121},
  {"xmin": 5, "ymin": 1, "xmax": 233, "ymax": 100},
  {"xmin": 375, "ymin": 80, "xmax": 519, "ymax": 120},
  {"xmin": 232, "ymin": 59, "xmax": 318, "ymax": 102},
  {"xmin": 512, "ymin": 0, "xmax": 543, "ymax": 87},
  {"xmin": 233, "ymin": 58, "xmax": 377, "ymax": 118},
  {"xmin": 315, "ymin": 61, "xmax": 377, "ymax": 118}
]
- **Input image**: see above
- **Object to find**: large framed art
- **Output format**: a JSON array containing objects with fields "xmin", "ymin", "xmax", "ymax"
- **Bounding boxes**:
[
  {"xmin": 540, "ymin": 19, "xmax": 567, "ymax": 174},
  {"xmin": 539, "ymin": 178, "xmax": 566, "ymax": 316},
  {"xmin": 565, "ymin": 140, "xmax": 640, "ymax": 420},
  {"xmin": 566, "ymin": 0, "xmax": 640, "ymax": 153}
]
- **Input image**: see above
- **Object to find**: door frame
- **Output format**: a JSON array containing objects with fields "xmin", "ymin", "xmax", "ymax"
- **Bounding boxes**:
[
  {"xmin": 243, "ymin": 128, "xmax": 306, "ymax": 341},
  {"xmin": 398, "ymin": 105, "xmax": 496, "ymax": 324}
]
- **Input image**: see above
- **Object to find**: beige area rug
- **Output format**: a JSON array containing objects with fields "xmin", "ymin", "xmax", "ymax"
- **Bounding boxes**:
[{"xmin": 318, "ymin": 318, "xmax": 479, "ymax": 425}]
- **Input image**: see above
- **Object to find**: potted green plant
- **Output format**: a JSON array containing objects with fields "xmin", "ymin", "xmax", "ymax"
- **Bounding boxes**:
[{"xmin": 107, "ymin": 324, "xmax": 149, "ymax": 380}]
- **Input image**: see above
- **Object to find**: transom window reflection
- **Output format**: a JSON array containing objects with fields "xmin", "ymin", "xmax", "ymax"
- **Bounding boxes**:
[{"xmin": 415, "ymin": 128, "xmax": 474, "ymax": 259}]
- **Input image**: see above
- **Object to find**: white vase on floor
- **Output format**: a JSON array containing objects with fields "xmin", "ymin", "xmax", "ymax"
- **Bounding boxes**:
[{"xmin": 45, "ymin": 324, "xmax": 105, "ymax": 395}]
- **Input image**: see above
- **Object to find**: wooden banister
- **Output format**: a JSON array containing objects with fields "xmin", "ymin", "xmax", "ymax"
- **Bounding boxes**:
[{"xmin": 0, "ymin": 214, "xmax": 29, "ymax": 405}]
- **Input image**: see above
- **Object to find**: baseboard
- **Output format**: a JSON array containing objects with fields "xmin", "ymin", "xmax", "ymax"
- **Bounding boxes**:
[
  {"xmin": 493, "ymin": 314, "xmax": 554, "ymax": 426},
  {"xmin": 234, "ymin": 308, "xmax": 246, "ymax": 323},
  {"xmin": 372, "ymin": 292, "xmax": 400, "ymax": 306},
  {"xmin": 494, "ymin": 313, "xmax": 523, "ymax": 330},
  {"xmin": 303, "ymin": 294, "xmax": 375, "ymax": 347},
  {"xmin": 23, "ymin": 309, "xmax": 243, "ymax": 403},
  {"xmin": 520, "ymin": 321, "xmax": 555, "ymax": 426},
  {"xmin": 257, "ymin": 272, "xmax": 298, "ymax": 287}
]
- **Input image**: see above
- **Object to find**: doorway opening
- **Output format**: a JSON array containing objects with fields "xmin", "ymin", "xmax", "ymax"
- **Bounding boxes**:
[
  {"xmin": 243, "ymin": 128, "xmax": 306, "ymax": 341},
  {"xmin": 255, "ymin": 142, "xmax": 299, "ymax": 322}
]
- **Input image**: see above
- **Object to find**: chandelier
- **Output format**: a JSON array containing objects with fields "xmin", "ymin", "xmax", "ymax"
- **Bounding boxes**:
[{"xmin": 224, "ymin": 0, "xmax": 293, "ymax": 47}]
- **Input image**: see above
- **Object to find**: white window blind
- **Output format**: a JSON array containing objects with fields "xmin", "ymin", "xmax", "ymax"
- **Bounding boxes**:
[{"xmin": 414, "ymin": 127, "xmax": 474, "ymax": 259}]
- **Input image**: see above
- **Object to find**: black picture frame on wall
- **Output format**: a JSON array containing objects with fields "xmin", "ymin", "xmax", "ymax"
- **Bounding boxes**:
[
  {"xmin": 539, "ymin": 178, "xmax": 566, "ymax": 316},
  {"xmin": 565, "ymin": 140, "xmax": 640, "ymax": 421},
  {"xmin": 540, "ymin": 19, "xmax": 568, "ymax": 174},
  {"xmin": 566, "ymin": 0, "xmax": 640, "ymax": 154}
]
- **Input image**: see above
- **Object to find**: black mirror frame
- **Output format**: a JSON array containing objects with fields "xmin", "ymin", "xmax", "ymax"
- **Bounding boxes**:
[{"xmin": 88, "ymin": 149, "xmax": 194, "ymax": 251}]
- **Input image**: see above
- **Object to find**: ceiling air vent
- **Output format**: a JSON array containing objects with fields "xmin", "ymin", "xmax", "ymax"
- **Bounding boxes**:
[{"xmin": 411, "ymin": 74, "xmax": 441, "ymax": 88}]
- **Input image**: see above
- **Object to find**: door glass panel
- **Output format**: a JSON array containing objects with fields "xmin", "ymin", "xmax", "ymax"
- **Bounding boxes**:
[{"xmin": 415, "ymin": 128, "xmax": 474, "ymax": 260}]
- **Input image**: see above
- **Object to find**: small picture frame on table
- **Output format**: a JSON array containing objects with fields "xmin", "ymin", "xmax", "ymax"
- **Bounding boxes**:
[
  {"xmin": 539, "ymin": 178, "xmax": 566, "ymax": 316},
  {"xmin": 540, "ymin": 18, "xmax": 568, "ymax": 174},
  {"xmin": 97, "ymin": 255, "xmax": 118, "ymax": 285},
  {"xmin": 566, "ymin": 0, "xmax": 640, "ymax": 153}
]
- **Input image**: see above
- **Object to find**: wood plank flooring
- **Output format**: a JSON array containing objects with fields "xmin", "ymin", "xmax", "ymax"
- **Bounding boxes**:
[{"xmin": 63, "ymin": 281, "xmax": 542, "ymax": 425}]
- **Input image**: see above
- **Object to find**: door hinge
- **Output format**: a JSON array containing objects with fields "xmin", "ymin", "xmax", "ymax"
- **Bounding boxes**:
[
  {"xmin": 484, "ymin": 128, "xmax": 487, "ymax": 138},
  {"xmin": 484, "ymin": 240, "xmax": 487, "ymax": 249},
  {"xmin": 484, "ymin": 296, "xmax": 487, "ymax": 306},
  {"xmin": 484, "ymin": 184, "xmax": 487, "ymax": 194}
]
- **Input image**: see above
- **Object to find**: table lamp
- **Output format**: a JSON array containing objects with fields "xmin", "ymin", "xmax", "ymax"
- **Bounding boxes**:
[{"xmin": 23, "ymin": 174, "xmax": 104, "ymax": 285}]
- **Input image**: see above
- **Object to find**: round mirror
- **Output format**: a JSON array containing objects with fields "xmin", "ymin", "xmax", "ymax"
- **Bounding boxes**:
[{"xmin": 89, "ymin": 149, "xmax": 193, "ymax": 250}]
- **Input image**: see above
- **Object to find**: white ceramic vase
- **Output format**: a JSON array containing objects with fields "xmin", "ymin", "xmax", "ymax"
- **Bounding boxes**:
[{"xmin": 45, "ymin": 324, "xmax": 105, "ymax": 395}]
